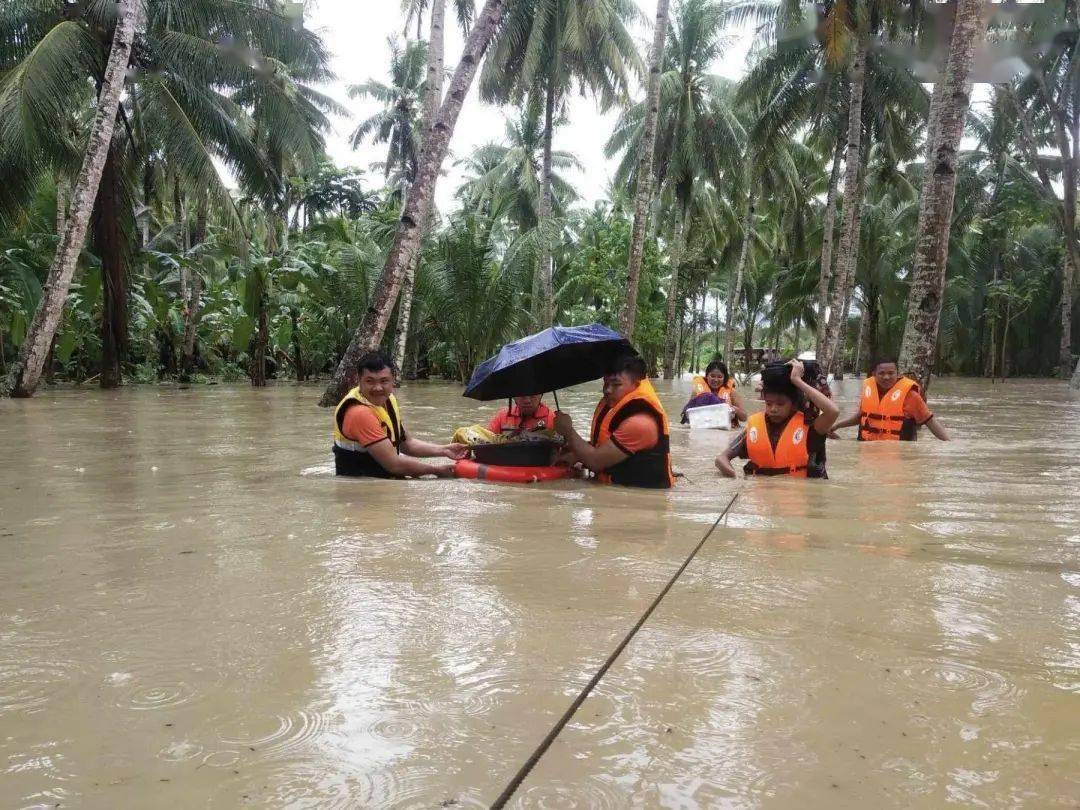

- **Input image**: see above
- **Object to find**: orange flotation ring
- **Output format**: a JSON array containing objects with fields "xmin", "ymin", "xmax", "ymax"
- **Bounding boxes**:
[{"xmin": 454, "ymin": 460, "xmax": 574, "ymax": 484}]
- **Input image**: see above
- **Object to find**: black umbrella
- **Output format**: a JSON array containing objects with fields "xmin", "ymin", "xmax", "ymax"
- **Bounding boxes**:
[{"xmin": 463, "ymin": 324, "xmax": 635, "ymax": 404}]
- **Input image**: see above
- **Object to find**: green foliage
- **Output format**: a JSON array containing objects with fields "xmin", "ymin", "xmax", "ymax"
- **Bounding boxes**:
[{"xmin": 0, "ymin": 1, "xmax": 1077, "ymax": 389}]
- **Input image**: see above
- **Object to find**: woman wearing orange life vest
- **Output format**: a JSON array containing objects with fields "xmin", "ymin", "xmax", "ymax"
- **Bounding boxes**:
[
  {"xmin": 553, "ymin": 354, "xmax": 674, "ymax": 489},
  {"xmin": 832, "ymin": 358, "xmax": 950, "ymax": 441},
  {"xmin": 715, "ymin": 359, "xmax": 839, "ymax": 479},
  {"xmin": 682, "ymin": 359, "xmax": 748, "ymax": 424}
]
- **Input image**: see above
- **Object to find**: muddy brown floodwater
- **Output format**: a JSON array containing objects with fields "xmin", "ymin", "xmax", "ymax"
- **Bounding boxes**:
[{"xmin": 1, "ymin": 377, "xmax": 1078, "ymax": 808}]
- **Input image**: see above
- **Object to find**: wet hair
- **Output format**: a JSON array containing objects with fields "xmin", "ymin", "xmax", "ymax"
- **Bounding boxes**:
[
  {"xmin": 606, "ymin": 353, "xmax": 647, "ymax": 381},
  {"xmin": 356, "ymin": 350, "xmax": 395, "ymax": 376},
  {"xmin": 704, "ymin": 359, "xmax": 730, "ymax": 385},
  {"xmin": 762, "ymin": 378, "xmax": 803, "ymax": 408},
  {"xmin": 871, "ymin": 357, "xmax": 898, "ymax": 372}
]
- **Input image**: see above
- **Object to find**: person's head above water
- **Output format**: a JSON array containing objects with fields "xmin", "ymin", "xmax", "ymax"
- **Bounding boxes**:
[
  {"xmin": 870, "ymin": 358, "xmax": 900, "ymax": 391},
  {"xmin": 704, "ymin": 359, "xmax": 730, "ymax": 392},
  {"xmin": 355, "ymin": 350, "xmax": 396, "ymax": 406},
  {"xmin": 760, "ymin": 363, "xmax": 803, "ymax": 425},
  {"xmin": 602, "ymin": 353, "xmax": 647, "ymax": 406},
  {"xmin": 512, "ymin": 394, "xmax": 543, "ymax": 417}
]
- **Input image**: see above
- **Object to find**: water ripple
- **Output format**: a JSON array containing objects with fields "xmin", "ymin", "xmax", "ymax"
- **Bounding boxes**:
[
  {"xmin": 218, "ymin": 709, "xmax": 329, "ymax": 757},
  {"xmin": 128, "ymin": 682, "xmax": 197, "ymax": 710},
  {"xmin": 896, "ymin": 658, "xmax": 1021, "ymax": 715},
  {"xmin": 0, "ymin": 660, "xmax": 78, "ymax": 714},
  {"xmin": 515, "ymin": 777, "xmax": 630, "ymax": 809}
]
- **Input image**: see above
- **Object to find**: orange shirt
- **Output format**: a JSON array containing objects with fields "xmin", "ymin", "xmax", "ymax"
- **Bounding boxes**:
[
  {"xmin": 341, "ymin": 405, "xmax": 402, "ymax": 447},
  {"xmin": 609, "ymin": 413, "xmax": 660, "ymax": 454},
  {"xmin": 880, "ymin": 385, "xmax": 934, "ymax": 424}
]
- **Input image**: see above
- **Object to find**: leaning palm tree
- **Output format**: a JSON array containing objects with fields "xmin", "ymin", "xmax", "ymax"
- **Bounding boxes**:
[
  {"xmin": 320, "ymin": 0, "xmax": 508, "ymax": 407},
  {"xmin": 7, "ymin": 0, "xmax": 142, "ymax": 397},
  {"xmin": 390, "ymin": 0, "xmax": 474, "ymax": 376},
  {"xmin": 2, "ymin": 0, "xmax": 336, "ymax": 393},
  {"xmin": 480, "ymin": 0, "xmax": 641, "ymax": 328}
]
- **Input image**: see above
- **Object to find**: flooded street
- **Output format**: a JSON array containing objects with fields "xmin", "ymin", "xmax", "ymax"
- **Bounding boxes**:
[{"xmin": 1, "ymin": 377, "xmax": 1078, "ymax": 808}]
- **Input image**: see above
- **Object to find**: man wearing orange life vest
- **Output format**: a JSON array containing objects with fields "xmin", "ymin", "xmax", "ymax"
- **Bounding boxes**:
[
  {"xmin": 832, "ymin": 359, "xmax": 950, "ymax": 442},
  {"xmin": 553, "ymin": 354, "xmax": 674, "ymax": 489},
  {"xmin": 332, "ymin": 351, "xmax": 468, "ymax": 478},
  {"xmin": 715, "ymin": 360, "xmax": 839, "ymax": 478},
  {"xmin": 487, "ymin": 394, "xmax": 554, "ymax": 436}
]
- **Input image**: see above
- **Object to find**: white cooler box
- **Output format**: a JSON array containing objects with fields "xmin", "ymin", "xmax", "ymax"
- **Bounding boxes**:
[{"xmin": 686, "ymin": 403, "xmax": 732, "ymax": 430}]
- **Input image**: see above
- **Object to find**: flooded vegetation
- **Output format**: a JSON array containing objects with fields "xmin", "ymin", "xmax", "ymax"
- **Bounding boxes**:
[{"xmin": 2, "ymin": 378, "xmax": 1078, "ymax": 807}]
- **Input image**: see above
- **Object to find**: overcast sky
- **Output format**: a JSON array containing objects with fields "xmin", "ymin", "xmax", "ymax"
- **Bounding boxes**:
[{"xmin": 305, "ymin": 0, "xmax": 755, "ymax": 214}]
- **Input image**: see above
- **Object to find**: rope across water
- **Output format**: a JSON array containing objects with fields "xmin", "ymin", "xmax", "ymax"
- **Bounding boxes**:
[{"xmin": 490, "ymin": 490, "xmax": 742, "ymax": 808}]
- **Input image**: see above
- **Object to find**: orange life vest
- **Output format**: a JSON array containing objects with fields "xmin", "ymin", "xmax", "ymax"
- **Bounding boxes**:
[
  {"xmin": 491, "ymin": 402, "xmax": 553, "ymax": 435},
  {"xmin": 745, "ymin": 411, "xmax": 809, "ymax": 477},
  {"xmin": 858, "ymin": 376, "xmax": 919, "ymax": 442},
  {"xmin": 590, "ymin": 379, "xmax": 674, "ymax": 489},
  {"xmin": 691, "ymin": 375, "xmax": 735, "ymax": 401}
]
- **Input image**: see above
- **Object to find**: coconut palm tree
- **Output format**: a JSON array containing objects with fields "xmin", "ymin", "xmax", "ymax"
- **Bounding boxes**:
[
  {"xmin": 349, "ymin": 38, "xmax": 428, "ymax": 194},
  {"xmin": 1008, "ymin": 0, "xmax": 1080, "ymax": 379},
  {"xmin": 6, "ymin": 0, "xmax": 142, "ymax": 397},
  {"xmin": 622, "ymin": 0, "xmax": 672, "ymax": 337},
  {"xmin": 320, "ymin": 0, "xmax": 508, "ymax": 407},
  {"xmin": 898, "ymin": 0, "xmax": 987, "ymax": 390},
  {"xmin": 2, "ymin": 0, "xmax": 335, "ymax": 393},
  {"xmin": 606, "ymin": 0, "xmax": 744, "ymax": 377},
  {"xmin": 455, "ymin": 105, "xmax": 582, "ymax": 238},
  {"xmin": 479, "ymin": 0, "xmax": 641, "ymax": 328}
]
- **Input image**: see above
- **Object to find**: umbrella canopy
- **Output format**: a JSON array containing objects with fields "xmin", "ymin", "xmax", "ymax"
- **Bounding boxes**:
[{"xmin": 464, "ymin": 324, "xmax": 635, "ymax": 401}]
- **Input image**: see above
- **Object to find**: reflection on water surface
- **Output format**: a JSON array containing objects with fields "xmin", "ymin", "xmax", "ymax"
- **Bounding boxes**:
[{"xmin": 0, "ymin": 377, "xmax": 1077, "ymax": 807}]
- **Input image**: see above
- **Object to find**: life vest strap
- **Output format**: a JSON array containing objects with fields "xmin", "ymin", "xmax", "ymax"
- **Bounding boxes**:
[
  {"xmin": 860, "ymin": 423, "xmax": 902, "ymax": 436},
  {"xmin": 750, "ymin": 464, "xmax": 808, "ymax": 477},
  {"xmin": 864, "ymin": 411, "xmax": 905, "ymax": 422},
  {"xmin": 333, "ymin": 438, "xmax": 367, "ymax": 452}
]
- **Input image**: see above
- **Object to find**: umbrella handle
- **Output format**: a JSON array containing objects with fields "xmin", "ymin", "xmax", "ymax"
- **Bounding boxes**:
[{"xmin": 552, "ymin": 390, "xmax": 560, "ymax": 412}]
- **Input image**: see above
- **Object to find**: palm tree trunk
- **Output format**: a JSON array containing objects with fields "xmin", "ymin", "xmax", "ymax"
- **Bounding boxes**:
[
  {"xmin": 620, "ymin": 0, "xmax": 671, "ymax": 337},
  {"xmin": 55, "ymin": 177, "xmax": 69, "ymax": 237},
  {"xmin": 713, "ymin": 291, "xmax": 720, "ymax": 357},
  {"xmin": 1061, "ymin": 223, "xmax": 1076, "ymax": 378},
  {"xmin": 8, "ymin": 0, "xmax": 141, "ymax": 398},
  {"xmin": 686, "ymin": 292, "xmax": 700, "ymax": 373},
  {"xmin": 821, "ymin": 33, "xmax": 868, "ymax": 376},
  {"xmin": 250, "ymin": 296, "xmax": 269, "ymax": 388},
  {"xmin": 662, "ymin": 202, "xmax": 690, "ymax": 379},
  {"xmin": 1000, "ymin": 298, "xmax": 1012, "ymax": 381},
  {"xmin": 816, "ymin": 138, "xmax": 843, "ymax": 357},
  {"xmin": 392, "ymin": 0, "xmax": 447, "ymax": 376},
  {"xmin": 537, "ymin": 76, "xmax": 557, "ymax": 329},
  {"xmin": 290, "ymin": 308, "xmax": 304, "ymax": 381},
  {"xmin": 723, "ymin": 194, "xmax": 755, "ymax": 364},
  {"xmin": 898, "ymin": 0, "xmax": 986, "ymax": 391},
  {"xmin": 696, "ymin": 292, "xmax": 707, "ymax": 372},
  {"xmin": 96, "ymin": 146, "xmax": 127, "ymax": 390},
  {"xmin": 834, "ymin": 283, "xmax": 855, "ymax": 378},
  {"xmin": 320, "ymin": 0, "xmax": 507, "ymax": 407},
  {"xmin": 180, "ymin": 195, "xmax": 207, "ymax": 381},
  {"xmin": 391, "ymin": 266, "xmax": 416, "ymax": 375},
  {"xmin": 857, "ymin": 291, "xmax": 879, "ymax": 377}
]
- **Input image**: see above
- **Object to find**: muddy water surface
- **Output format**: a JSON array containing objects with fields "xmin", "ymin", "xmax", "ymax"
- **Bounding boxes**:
[{"xmin": 0, "ymin": 378, "xmax": 1078, "ymax": 808}]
